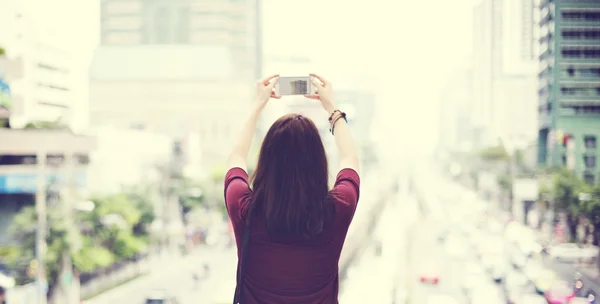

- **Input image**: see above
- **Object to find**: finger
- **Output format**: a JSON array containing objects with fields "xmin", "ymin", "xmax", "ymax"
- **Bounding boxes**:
[
  {"xmin": 260, "ymin": 74, "xmax": 279, "ymax": 85},
  {"xmin": 309, "ymin": 73, "xmax": 328, "ymax": 85},
  {"xmin": 271, "ymin": 91, "xmax": 281, "ymax": 99},
  {"xmin": 311, "ymin": 78, "xmax": 324, "ymax": 90},
  {"xmin": 266, "ymin": 77, "xmax": 279, "ymax": 89},
  {"xmin": 304, "ymin": 94, "xmax": 321, "ymax": 100}
]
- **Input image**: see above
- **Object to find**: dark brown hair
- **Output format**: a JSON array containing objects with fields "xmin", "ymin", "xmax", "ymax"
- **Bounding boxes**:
[{"xmin": 250, "ymin": 113, "xmax": 331, "ymax": 239}]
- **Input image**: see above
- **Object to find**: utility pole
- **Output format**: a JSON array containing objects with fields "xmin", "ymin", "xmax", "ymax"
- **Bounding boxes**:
[
  {"xmin": 35, "ymin": 151, "xmax": 47, "ymax": 304},
  {"xmin": 59, "ymin": 152, "xmax": 76, "ymax": 304}
]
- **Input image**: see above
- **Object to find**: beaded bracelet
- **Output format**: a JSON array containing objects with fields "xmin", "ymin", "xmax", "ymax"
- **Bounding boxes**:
[{"xmin": 330, "ymin": 112, "xmax": 347, "ymax": 135}]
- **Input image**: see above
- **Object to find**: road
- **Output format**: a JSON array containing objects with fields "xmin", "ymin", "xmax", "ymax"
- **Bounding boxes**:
[
  {"xmin": 86, "ymin": 169, "xmax": 407, "ymax": 304},
  {"xmin": 409, "ymin": 167, "xmax": 507, "ymax": 303},
  {"xmin": 340, "ymin": 192, "xmax": 415, "ymax": 304},
  {"xmin": 85, "ymin": 244, "xmax": 237, "ymax": 304}
]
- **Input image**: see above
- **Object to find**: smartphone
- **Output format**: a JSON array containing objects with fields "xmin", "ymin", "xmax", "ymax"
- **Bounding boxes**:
[{"xmin": 275, "ymin": 76, "xmax": 315, "ymax": 96}]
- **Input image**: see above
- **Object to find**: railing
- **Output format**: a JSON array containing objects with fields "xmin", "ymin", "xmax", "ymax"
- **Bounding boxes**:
[
  {"xmin": 338, "ymin": 184, "xmax": 396, "ymax": 278},
  {"xmin": 79, "ymin": 254, "xmax": 151, "ymax": 299}
]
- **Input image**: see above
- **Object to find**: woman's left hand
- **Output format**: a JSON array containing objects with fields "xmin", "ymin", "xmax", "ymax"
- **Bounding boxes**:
[{"xmin": 255, "ymin": 74, "xmax": 280, "ymax": 110}]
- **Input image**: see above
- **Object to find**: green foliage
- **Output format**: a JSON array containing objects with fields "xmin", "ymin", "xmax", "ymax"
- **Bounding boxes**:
[
  {"xmin": 478, "ymin": 144, "xmax": 509, "ymax": 162},
  {"xmin": 23, "ymin": 120, "xmax": 70, "ymax": 130},
  {"xmin": 0, "ymin": 46, "xmax": 5, "ymax": 56},
  {"xmin": 551, "ymin": 168, "xmax": 587, "ymax": 215},
  {"xmin": 7, "ymin": 189, "xmax": 156, "ymax": 287},
  {"xmin": 72, "ymin": 244, "xmax": 114, "ymax": 273},
  {"xmin": 497, "ymin": 173, "xmax": 513, "ymax": 193}
]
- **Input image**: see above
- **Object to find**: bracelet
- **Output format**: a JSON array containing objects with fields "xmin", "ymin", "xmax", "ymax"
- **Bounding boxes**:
[
  {"xmin": 330, "ymin": 112, "xmax": 347, "ymax": 135},
  {"xmin": 328, "ymin": 110, "xmax": 341, "ymax": 122},
  {"xmin": 329, "ymin": 112, "xmax": 342, "ymax": 130}
]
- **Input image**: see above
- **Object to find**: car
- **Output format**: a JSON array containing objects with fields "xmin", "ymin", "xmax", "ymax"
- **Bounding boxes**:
[
  {"xmin": 543, "ymin": 280, "xmax": 575, "ymax": 304},
  {"xmin": 549, "ymin": 243, "xmax": 588, "ymax": 262},
  {"xmin": 532, "ymin": 270, "xmax": 558, "ymax": 294},
  {"xmin": 569, "ymin": 297, "xmax": 591, "ymax": 304},
  {"xmin": 517, "ymin": 294, "xmax": 547, "ymax": 304},
  {"xmin": 418, "ymin": 261, "xmax": 440, "ymax": 284},
  {"xmin": 490, "ymin": 260, "xmax": 510, "ymax": 283},
  {"xmin": 506, "ymin": 282, "xmax": 538, "ymax": 304},
  {"xmin": 523, "ymin": 262, "xmax": 544, "ymax": 281},
  {"xmin": 145, "ymin": 290, "xmax": 179, "ymax": 304},
  {"xmin": 426, "ymin": 294, "xmax": 461, "ymax": 304},
  {"xmin": 462, "ymin": 273, "xmax": 489, "ymax": 295},
  {"xmin": 445, "ymin": 235, "xmax": 469, "ymax": 258},
  {"xmin": 469, "ymin": 284, "xmax": 504, "ymax": 304}
]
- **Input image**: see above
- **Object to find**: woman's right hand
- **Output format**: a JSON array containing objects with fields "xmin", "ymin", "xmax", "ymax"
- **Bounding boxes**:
[{"xmin": 305, "ymin": 73, "xmax": 337, "ymax": 113}]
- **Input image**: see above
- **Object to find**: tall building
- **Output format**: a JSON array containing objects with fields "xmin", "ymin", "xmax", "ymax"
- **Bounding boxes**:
[
  {"xmin": 89, "ymin": 45, "xmax": 252, "ymax": 171},
  {"xmin": 537, "ymin": 0, "xmax": 600, "ymax": 183},
  {"xmin": 437, "ymin": 66, "xmax": 474, "ymax": 153},
  {"xmin": 100, "ymin": 0, "xmax": 257, "ymax": 79},
  {"xmin": 0, "ymin": 0, "xmax": 84, "ymax": 130},
  {"xmin": 472, "ymin": 0, "xmax": 538, "ymax": 148}
]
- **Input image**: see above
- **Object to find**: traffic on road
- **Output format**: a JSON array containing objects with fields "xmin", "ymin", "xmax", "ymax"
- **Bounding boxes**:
[{"xmin": 411, "ymin": 167, "xmax": 600, "ymax": 303}]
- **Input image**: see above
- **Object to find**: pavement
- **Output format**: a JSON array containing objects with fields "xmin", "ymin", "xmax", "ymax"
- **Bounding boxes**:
[{"xmin": 85, "ymin": 243, "xmax": 237, "ymax": 304}]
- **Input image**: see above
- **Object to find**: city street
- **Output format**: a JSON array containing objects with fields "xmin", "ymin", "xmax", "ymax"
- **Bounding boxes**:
[
  {"xmin": 340, "ymin": 191, "xmax": 416, "ymax": 304},
  {"xmin": 85, "ymin": 244, "xmax": 237, "ymax": 304}
]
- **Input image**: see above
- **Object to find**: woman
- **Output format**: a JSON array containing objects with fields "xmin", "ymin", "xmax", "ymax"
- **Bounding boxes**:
[{"xmin": 224, "ymin": 73, "xmax": 360, "ymax": 303}]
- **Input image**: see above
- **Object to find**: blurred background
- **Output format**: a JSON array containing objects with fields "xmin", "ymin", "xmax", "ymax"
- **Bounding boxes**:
[{"xmin": 0, "ymin": 0, "xmax": 600, "ymax": 303}]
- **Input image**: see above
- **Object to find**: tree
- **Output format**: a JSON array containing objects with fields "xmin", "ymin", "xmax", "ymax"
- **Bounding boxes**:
[
  {"xmin": 9, "ymin": 206, "xmax": 87, "ymax": 293},
  {"xmin": 551, "ymin": 168, "xmax": 588, "ymax": 242},
  {"xmin": 478, "ymin": 144, "xmax": 509, "ymax": 162}
]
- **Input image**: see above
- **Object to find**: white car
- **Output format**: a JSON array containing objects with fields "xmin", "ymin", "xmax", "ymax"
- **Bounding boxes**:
[
  {"xmin": 518, "ymin": 294, "xmax": 547, "ymax": 304},
  {"xmin": 426, "ymin": 294, "xmax": 461, "ymax": 304},
  {"xmin": 469, "ymin": 285, "xmax": 504, "ymax": 304},
  {"xmin": 549, "ymin": 243, "xmax": 587, "ymax": 262},
  {"xmin": 446, "ymin": 236, "xmax": 469, "ymax": 258}
]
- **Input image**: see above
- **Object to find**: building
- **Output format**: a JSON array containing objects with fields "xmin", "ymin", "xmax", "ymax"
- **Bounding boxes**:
[
  {"xmin": 472, "ymin": 0, "xmax": 538, "ymax": 148},
  {"xmin": 0, "ymin": 130, "xmax": 95, "ymax": 244},
  {"xmin": 0, "ymin": 0, "xmax": 85, "ymax": 131},
  {"xmin": 537, "ymin": 0, "xmax": 600, "ymax": 183},
  {"xmin": 437, "ymin": 65, "xmax": 474, "ymax": 153},
  {"xmin": 89, "ymin": 45, "xmax": 252, "ymax": 172},
  {"xmin": 86, "ymin": 125, "xmax": 171, "ymax": 194},
  {"xmin": 100, "ymin": 0, "xmax": 257, "ymax": 79}
]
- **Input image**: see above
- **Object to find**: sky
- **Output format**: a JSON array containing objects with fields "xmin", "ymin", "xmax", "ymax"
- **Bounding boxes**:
[{"xmin": 34, "ymin": 0, "xmax": 478, "ymax": 155}]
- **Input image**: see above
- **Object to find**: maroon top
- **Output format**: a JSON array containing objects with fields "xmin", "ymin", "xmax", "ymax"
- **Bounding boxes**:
[{"xmin": 224, "ymin": 167, "xmax": 360, "ymax": 304}]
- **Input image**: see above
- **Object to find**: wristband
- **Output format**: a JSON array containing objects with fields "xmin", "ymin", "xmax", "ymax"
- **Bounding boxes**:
[
  {"xmin": 330, "ymin": 112, "xmax": 347, "ymax": 135},
  {"xmin": 328, "ymin": 110, "xmax": 341, "ymax": 122}
]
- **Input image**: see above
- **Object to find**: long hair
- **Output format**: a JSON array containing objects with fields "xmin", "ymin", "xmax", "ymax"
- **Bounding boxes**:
[{"xmin": 250, "ymin": 113, "xmax": 331, "ymax": 239}]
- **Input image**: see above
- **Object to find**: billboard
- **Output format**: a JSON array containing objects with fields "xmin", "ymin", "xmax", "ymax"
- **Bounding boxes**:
[
  {"xmin": 0, "ymin": 173, "xmax": 87, "ymax": 194},
  {"xmin": 0, "ymin": 77, "xmax": 11, "ymax": 110}
]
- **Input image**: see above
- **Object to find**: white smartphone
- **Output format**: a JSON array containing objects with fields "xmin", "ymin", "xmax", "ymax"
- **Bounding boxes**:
[{"xmin": 275, "ymin": 76, "xmax": 315, "ymax": 96}]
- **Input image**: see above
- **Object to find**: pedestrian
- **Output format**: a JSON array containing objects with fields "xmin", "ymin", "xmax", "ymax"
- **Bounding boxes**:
[
  {"xmin": 0, "ymin": 286, "xmax": 6, "ymax": 304},
  {"xmin": 225, "ymin": 74, "xmax": 360, "ymax": 304}
]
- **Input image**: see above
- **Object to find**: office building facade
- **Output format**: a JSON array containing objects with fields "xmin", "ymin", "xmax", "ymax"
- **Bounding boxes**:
[
  {"xmin": 0, "ymin": 0, "xmax": 83, "ymax": 130},
  {"xmin": 537, "ymin": 0, "xmax": 600, "ymax": 183},
  {"xmin": 100, "ymin": 0, "xmax": 257, "ymax": 79},
  {"xmin": 472, "ymin": 0, "xmax": 538, "ymax": 148}
]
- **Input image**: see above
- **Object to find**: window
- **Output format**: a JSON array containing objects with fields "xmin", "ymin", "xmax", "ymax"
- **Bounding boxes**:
[
  {"xmin": 153, "ymin": 7, "xmax": 171, "ymax": 44},
  {"xmin": 584, "ymin": 172, "xmax": 595, "ymax": 184},
  {"xmin": 584, "ymin": 156, "xmax": 596, "ymax": 168},
  {"xmin": 176, "ymin": 6, "xmax": 190, "ymax": 43},
  {"xmin": 584, "ymin": 136, "xmax": 597, "ymax": 149}
]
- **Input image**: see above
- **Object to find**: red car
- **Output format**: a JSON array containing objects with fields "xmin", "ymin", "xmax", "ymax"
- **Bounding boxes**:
[
  {"xmin": 544, "ymin": 281, "xmax": 575, "ymax": 304},
  {"xmin": 418, "ymin": 263, "xmax": 440, "ymax": 284}
]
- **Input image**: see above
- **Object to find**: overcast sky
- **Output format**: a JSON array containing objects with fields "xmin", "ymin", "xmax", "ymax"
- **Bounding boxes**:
[{"xmin": 37, "ymin": 0, "xmax": 478, "ymax": 155}]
